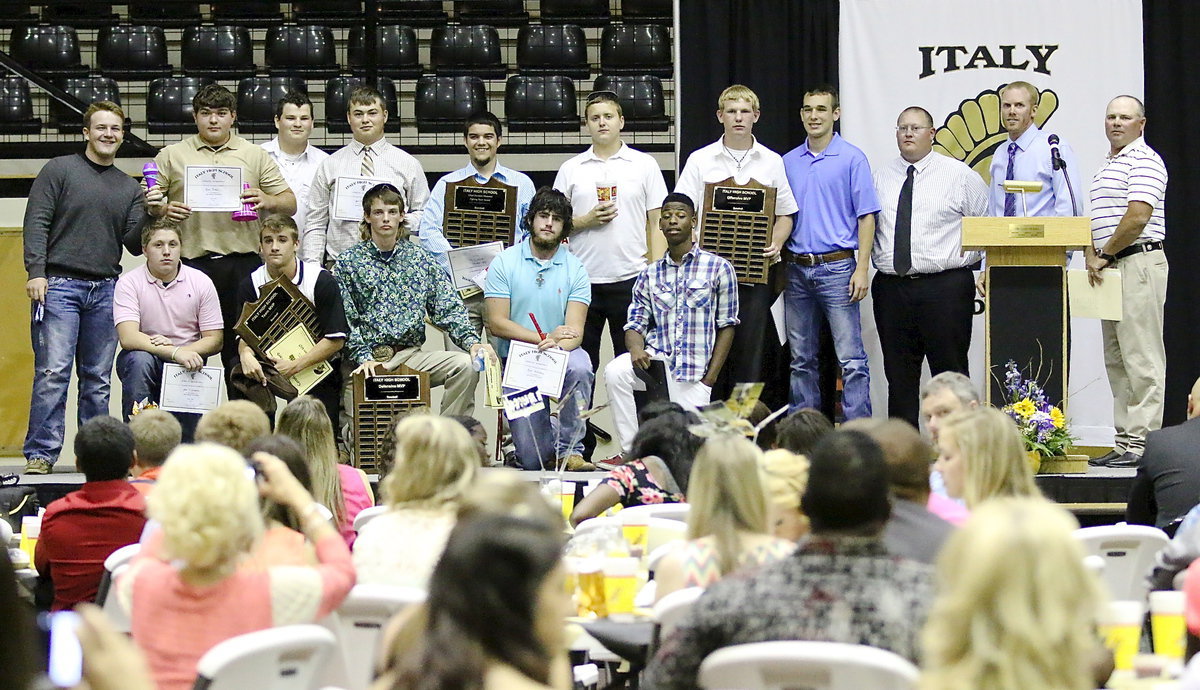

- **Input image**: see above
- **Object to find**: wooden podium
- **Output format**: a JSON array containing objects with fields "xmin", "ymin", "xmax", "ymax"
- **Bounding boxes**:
[{"xmin": 962, "ymin": 216, "xmax": 1091, "ymax": 406}]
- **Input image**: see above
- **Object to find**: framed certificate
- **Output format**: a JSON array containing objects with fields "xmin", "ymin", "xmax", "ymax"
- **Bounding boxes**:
[
  {"xmin": 501, "ymin": 341, "xmax": 569, "ymax": 399},
  {"xmin": 447, "ymin": 241, "xmax": 503, "ymax": 299},
  {"xmin": 184, "ymin": 165, "xmax": 243, "ymax": 212},
  {"xmin": 333, "ymin": 176, "xmax": 394, "ymax": 221},
  {"xmin": 159, "ymin": 364, "xmax": 223, "ymax": 414},
  {"xmin": 700, "ymin": 177, "xmax": 777, "ymax": 285}
]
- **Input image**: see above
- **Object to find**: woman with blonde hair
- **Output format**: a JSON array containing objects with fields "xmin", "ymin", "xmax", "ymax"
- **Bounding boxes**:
[
  {"xmin": 934, "ymin": 406, "xmax": 1040, "ymax": 509},
  {"xmin": 116, "ymin": 443, "xmax": 354, "ymax": 690},
  {"xmin": 353, "ymin": 414, "xmax": 479, "ymax": 588},
  {"xmin": 654, "ymin": 434, "xmax": 794, "ymax": 601},
  {"xmin": 278, "ymin": 395, "xmax": 375, "ymax": 547},
  {"xmin": 760, "ymin": 449, "xmax": 810, "ymax": 541},
  {"xmin": 921, "ymin": 497, "xmax": 1106, "ymax": 690}
]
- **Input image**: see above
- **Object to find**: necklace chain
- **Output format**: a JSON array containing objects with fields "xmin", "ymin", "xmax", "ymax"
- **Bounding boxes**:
[{"xmin": 723, "ymin": 144, "xmax": 751, "ymax": 170}]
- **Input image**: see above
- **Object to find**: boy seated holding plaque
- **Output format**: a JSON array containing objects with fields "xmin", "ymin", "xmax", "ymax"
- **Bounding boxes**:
[
  {"xmin": 234, "ymin": 214, "xmax": 348, "ymax": 433},
  {"xmin": 113, "ymin": 221, "xmax": 223, "ymax": 441},
  {"xmin": 484, "ymin": 187, "xmax": 595, "ymax": 471},
  {"xmin": 604, "ymin": 193, "xmax": 739, "ymax": 455}
]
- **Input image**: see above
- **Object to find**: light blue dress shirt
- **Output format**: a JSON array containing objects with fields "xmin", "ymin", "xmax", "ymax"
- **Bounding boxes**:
[{"xmin": 986, "ymin": 124, "xmax": 1084, "ymax": 217}]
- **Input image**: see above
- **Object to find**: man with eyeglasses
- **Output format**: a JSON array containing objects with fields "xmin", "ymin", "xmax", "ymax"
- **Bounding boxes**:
[{"xmin": 871, "ymin": 107, "xmax": 987, "ymax": 426}]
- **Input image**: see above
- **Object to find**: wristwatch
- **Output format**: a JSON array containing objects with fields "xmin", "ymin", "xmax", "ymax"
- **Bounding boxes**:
[{"xmin": 1097, "ymin": 251, "xmax": 1117, "ymax": 267}]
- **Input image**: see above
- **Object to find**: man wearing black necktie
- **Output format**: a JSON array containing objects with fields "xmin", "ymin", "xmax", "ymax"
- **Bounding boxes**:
[{"xmin": 871, "ymin": 107, "xmax": 988, "ymax": 426}]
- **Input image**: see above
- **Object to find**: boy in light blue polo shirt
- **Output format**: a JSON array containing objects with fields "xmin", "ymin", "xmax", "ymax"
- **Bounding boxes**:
[{"xmin": 485, "ymin": 187, "xmax": 594, "ymax": 470}]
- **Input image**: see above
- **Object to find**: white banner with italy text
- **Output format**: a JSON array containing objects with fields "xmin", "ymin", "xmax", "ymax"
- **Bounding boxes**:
[{"xmin": 839, "ymin": 0, "xmax": 1144, "ymax": 445}]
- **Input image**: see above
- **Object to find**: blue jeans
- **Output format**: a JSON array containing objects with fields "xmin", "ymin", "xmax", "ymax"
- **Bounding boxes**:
[
  {"xmin": 115, "ymin": 350, "xmax": 200, "ymax": 442},
  {"xmin": 24, "ymin": 277, "xmax": 119, "ymax": 464},
  {"xmin": 784, "ymin": 259, "xmax": 872, "ymax": 419},
  {"xmin": 505, "ymin": 347, "xmax": 594, "ymax": 470}
]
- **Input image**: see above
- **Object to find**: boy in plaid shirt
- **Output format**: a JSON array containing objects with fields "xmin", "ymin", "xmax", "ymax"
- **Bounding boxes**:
[{"xmin": 603, "ymin": 192, "xmax": 739, "ymax": 454}]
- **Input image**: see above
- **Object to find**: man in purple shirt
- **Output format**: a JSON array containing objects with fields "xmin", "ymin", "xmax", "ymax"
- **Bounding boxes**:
[{"xmin": 780, "ymin": 85, "xmax": 880, "ymax": 419}]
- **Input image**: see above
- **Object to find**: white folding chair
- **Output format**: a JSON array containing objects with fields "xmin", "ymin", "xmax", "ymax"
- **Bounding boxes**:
[
  {"xmin": 645, "ymin": 517, "xmax": 687, "ymax": 553},
  {"xmin": 353, "ymin": 506, "xmax": 388, "ymax": 533},
  {"xmin": 193, "ymin": 624, "xmax": 336, "ymax": 690},
  {"xmin": 652, "ymin": 586, "xmax": 704, "ymax": 642},
  {"xmin": 97, "ymin": 542, "xmax": 141, "ymax": 632},
  {"xmin": 618, "ymin": 503, "xmax": 691, "ymax": 523},
  {"xmin": 572, "ymin": 516, "xmax": 622, "ymax": 538},
  {"xmin": 1074, "ymin": 524, "xmax": 1170, "ymax": 602},
  {"xmin": 104, "ymin": 542, "xmax": 141, "ymax": 573},
  {"xmin": 326, "ymin": 584, "xmax": 426, "ymax": 690},
  {"xmin": 698, "ymin": 641, "xmax": 919, "ymax": 690}
]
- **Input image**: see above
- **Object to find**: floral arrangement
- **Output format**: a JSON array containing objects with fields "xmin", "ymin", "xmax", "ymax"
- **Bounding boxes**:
[{"xmin": 1000, "ymin": 360, "xmax": 1076, "ymax": 457}]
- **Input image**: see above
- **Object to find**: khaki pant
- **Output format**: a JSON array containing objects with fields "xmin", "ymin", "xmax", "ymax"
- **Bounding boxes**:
[
  {"xmin": 1103, "ymin": 249, "xmax": 1169, "ymax": 455},
  {"xmin": 442, "ymin": 292, "xmax": 486, "ymax": 352}
]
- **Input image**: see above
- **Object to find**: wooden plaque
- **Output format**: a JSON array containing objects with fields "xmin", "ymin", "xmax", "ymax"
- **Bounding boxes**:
[
  {"xmin": 352, "ymin": 366, "xmax": 431, "ymax": 474},
  {"xmin": 235, "ymin": 277, "xmax": 320, "ymax": 361},
  {"xmin": 699, "ymin": 177, "xmax": 777, "ymax": 285},
  {"xmin": 443, "ymin": 176, "xmax": 519, "ymax": 248}
]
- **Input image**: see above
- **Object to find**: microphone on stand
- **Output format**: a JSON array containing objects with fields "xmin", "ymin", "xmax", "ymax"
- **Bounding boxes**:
[{"xmin": 1047, "ymin": 134, "xmax": 1079, "ymax": 216}]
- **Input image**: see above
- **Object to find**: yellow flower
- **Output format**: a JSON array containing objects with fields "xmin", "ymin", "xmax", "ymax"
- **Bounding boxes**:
[
  {"xmin": 1050, "ymin": 407, "xmax": 1065, "ymax": 429},
  {"xmin": 1012, "ymin": 399, "xmax": 1036, "ymax": 418}
]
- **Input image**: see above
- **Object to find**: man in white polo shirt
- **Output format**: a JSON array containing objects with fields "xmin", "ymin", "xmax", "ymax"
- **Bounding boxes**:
[
  {"xmin": 554, "ymin": 90, "xmax": 668, "ymax": 375},
  {"xmin": 1085, "ymin": 94, "xmax": 1169, "ymax": 469},
  {"xmin": 113, "ymin": 221, "xmax": 223, "ymax": 441},
  {"xmin": 261, "ymin": 90, "xmax": 328, "ymax": 231}
]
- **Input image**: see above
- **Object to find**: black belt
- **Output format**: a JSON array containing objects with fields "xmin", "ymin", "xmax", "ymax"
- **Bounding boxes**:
[
  {"xmin": 784, "ymin": 249, "xmax": 855, "ymax": 266},
  {"xmin": 881, "ymin": 265, "xmax": 974, "ymax": 280},
  {"xmin": 1115, "ymin": 240, "xmax": 1164, "ymax": 260}
]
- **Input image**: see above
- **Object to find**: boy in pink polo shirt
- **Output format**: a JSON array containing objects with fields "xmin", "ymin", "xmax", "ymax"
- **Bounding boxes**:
[{"xmin": 113, "ymin": 221, "xmax": 223, "ymax": 440}]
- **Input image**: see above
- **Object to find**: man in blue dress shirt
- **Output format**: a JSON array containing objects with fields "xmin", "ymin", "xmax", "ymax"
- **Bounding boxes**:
[{"xmin": 781, "ymin": 85, "xmax": 881, "ymax": 419}]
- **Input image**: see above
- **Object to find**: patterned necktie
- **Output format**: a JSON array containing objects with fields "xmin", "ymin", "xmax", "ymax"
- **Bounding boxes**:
[
  {"xmin": 894, "ymin": 164, "xmax": 915, "ymax": 276},
  {"xmin": 1003, "ymin": 141, "xmax": 1018, "ymax": 216},
  {"xmin": 360, "ymin": 145, "xmax": 374, "ymax": 177}
]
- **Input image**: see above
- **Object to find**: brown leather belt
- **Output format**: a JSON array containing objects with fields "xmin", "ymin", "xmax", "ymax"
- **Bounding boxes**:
[{"xmin": 784, "ymin": 249, "xmax": 855, "ymax": 266}]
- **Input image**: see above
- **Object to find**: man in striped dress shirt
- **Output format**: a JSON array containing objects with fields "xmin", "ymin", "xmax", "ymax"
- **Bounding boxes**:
[
  {"xmin": 604, "ymin": 192, "xmax": 739, "ymax": 454},
  {"xmin": 1086, "ymin": 95, "xmax": 1169, "ymax": 469},
  {"xmin": 872, "ymin": 107, "xmax": 987, "ymax": 426}
]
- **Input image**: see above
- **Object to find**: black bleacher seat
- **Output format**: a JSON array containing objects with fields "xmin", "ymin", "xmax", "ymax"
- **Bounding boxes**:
[
  {"xmin": 50, "ymin": 77, "xmax": 121, "ymax": 133},
  {"xmin": 600, "ymin": 24, "xmax": 672, "ymax": 78},
  {"xmin": 324, "ymin": 76, "xmax": 401, "ymax": 133},
  {"xmin": 129, "ymin": 2, "xmax": 202, "ymax": 27},
  {"xmin": 10, "ymin": 25, "xmax": 88, "ymax": 78},
  {"xmin": 414, "ymin": 75, "xmax": 487, "ymax": 133},
  {"xmin": 236, "ymin": 76, "xmax": 307, "ymax": 134},
  {"xmin": 593, "ymin": 74, "xmax": 669, "ymax": 132},
  {"xmin": 505, "ymin": 75, "xmax": 578, "ymax": 132},
  {"xmin": 211, "ymin": 2, "xmax": 285, "ymax": 27},
  {"xmin": 293, "ymin": 1, "xmax": 362, "ymax": 26},
  {"xmin": 0, "ymin": 76, "xmax": 42, "ymax": 134},
  {"xmin": 181, "ymin": 26, "xmax": 256, "ymax": 81},
  {"xmin": 147, "ymin": 76, "xmax": 215, "ymax": 134},
  {"xmin": 517, "ymin": 24, "xmax": 589, "ymax": 79},
  {"xmin": 377, "ymin": 0, "xmax": 448, "ymax": 27},
  {"xmin": 0, "ymin": 5, "xmax": 38, "ymax": 29},
  {"xmin": 430, "ymin": 25, "xmax": 506, "ymax": 79},
  {"xmin": 454, "ymin": 0, "xmax": 529, "ymax": 26},
  {"xmin": 621, "ymin": 0, "xmax": 673, "ymax": 24},
  {"xmin": 265, "ymin": 25, "xmax": 339, "ymax": 79},
  {"xmin": 41, "ymin": 2, "xmax": 119, "ymax": 29},
  {"xmin": 97, "ymin": 25, "xmax": 172, "ymax": 81},
  {"xmin": 540, "ymin": 0, "xmax": 610, "ymax": 27},
  {"xmin": 348, "ymin": 25, "xmax": 422, "ymax": 80}
]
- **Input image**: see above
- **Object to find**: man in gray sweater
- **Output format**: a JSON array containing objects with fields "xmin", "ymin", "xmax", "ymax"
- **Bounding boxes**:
[{"xmin": 22, "ymin": 101, "xmax": 144, "ymax": 474}]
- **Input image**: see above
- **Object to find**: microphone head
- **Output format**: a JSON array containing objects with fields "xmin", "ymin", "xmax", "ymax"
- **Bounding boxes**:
[{"xmin": 1047, "ymin": 134, "xmax": 1060, "ymax": 146}]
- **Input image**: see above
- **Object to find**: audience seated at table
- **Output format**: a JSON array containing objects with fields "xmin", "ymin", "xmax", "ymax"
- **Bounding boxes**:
[
  {"xmin": 654, "ymin": 434, "xmax": 795, "ymax": 602},
  {"xmin": 772, "ymin": 407, "xmax": 833, "ymax": 455},
  {"xmin": 353, "ymin": 414, "xmax": 478, "ymax": 588},
  {"xmin": 194, "ymin": 399, "xmax": 271, "ymax": 454},
  {"xmin": 278, "ymin": 395, "xmax": 375, "ymax": 547},
  {"xmin": 920, "ymin": 497, "xmax": 1110, "ymax": 690},
  {"xmin": 127, "ymin": 408, "xmax": 181, "ymax": 496},
  {"xmin": 934, "ymin": 406, "xmax": 1041, "ymax": 510},
  {"xmin": 36, "ymin": 416, "xmax": 147, "ymax": 611},
  {"xmin": 570, "ymin": 403, "xmax": 701, "ymax": 526},
  {"xmin": 760, "ymin": 449, "xmax": 810, "ymax": 541},
  {"xmin": 244, "ymin": 434, "xmax": 319, "ymax": 567},
  {"xmin": 116, "ymin": 443, "xmax": 354, "ymax": 690}
]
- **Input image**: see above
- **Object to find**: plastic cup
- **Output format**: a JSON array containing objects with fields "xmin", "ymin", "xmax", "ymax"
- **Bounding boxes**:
[
  {"xmin": 19, "ymin": 516, "xmax": 40, "ymax": 565},
  {"xmin": 1150, "ymin": 590, "xmax": 1186, "ymax": 660},
  {"xmin": 1100, "ymin": 600, "xmax": 1145, "ymax": 671},
  {"xmin": 559, "ymin": 481, "xmax": 576, "ymax": 521},
  {"xmin": 577, "ymin": 559, "xmax": 606, "ymax": 618},
  {"xmin": 602, "ymin": 557, "xmax": 639, "ymax": 616},
  {"xmin": 620, "ymin": 516, "xmax": 648, "ymax": 559},
  {"xmin": 595, "ymin": 181, "xmax": 617, "ymax": 203}
]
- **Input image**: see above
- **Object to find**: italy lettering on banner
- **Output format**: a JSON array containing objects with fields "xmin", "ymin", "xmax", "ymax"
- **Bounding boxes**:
[{"xmin": 838, "ymin": 0, "xmax": 1143, "ymax": 443}]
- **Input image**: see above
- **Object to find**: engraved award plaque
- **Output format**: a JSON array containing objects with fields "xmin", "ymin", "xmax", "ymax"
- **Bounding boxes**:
[
  {"xmin": 443, "ymin": 176, "xmax": 519, "ymax": 249},
  {"xmin": 352, "ymin": 366, "xmax": 431, "ymax": 473},
  {"xmin": 234, "ymin": 277, "xmax": 332, "ymax": 395},
  {"xmin": 700, "ymin": 178, "xmax": 777, "ymax": 285}
]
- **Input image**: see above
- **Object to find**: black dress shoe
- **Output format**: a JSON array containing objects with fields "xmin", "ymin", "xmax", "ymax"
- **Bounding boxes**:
[
  {"xmin": 1107, "ymin": 452, "xmax": 1141, "ymax": 469},
  {"xmin": 1089, "ymin": 450, "xmax": 1122, "ymax": 467}
]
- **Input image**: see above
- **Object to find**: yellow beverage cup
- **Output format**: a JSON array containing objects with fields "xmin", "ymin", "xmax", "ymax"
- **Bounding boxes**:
[
  {"xmin": 621, "ymin": 522, "xmax": 648, "ymax": 558},
  {"xmin": 1100, "ymin": 600, "xmax": 1145, "ymax": 671},
  {"xmin": 19, "ymin": 516, "xmax": 40, "ymax": 565},
  {"xmin": 602, "ymin": 557, "xmax": 638, "ymax": 616},
  {"xmin": 1150, "ymin": 590, "xmax": 1186, "ymax": 660},
  {"xmin": 577, "ymin": 560, "xmax": 606, "ymax": 618},
  {"xmin": 560, "ymin": 482, "xmax": 575, "ymax": 521}
]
